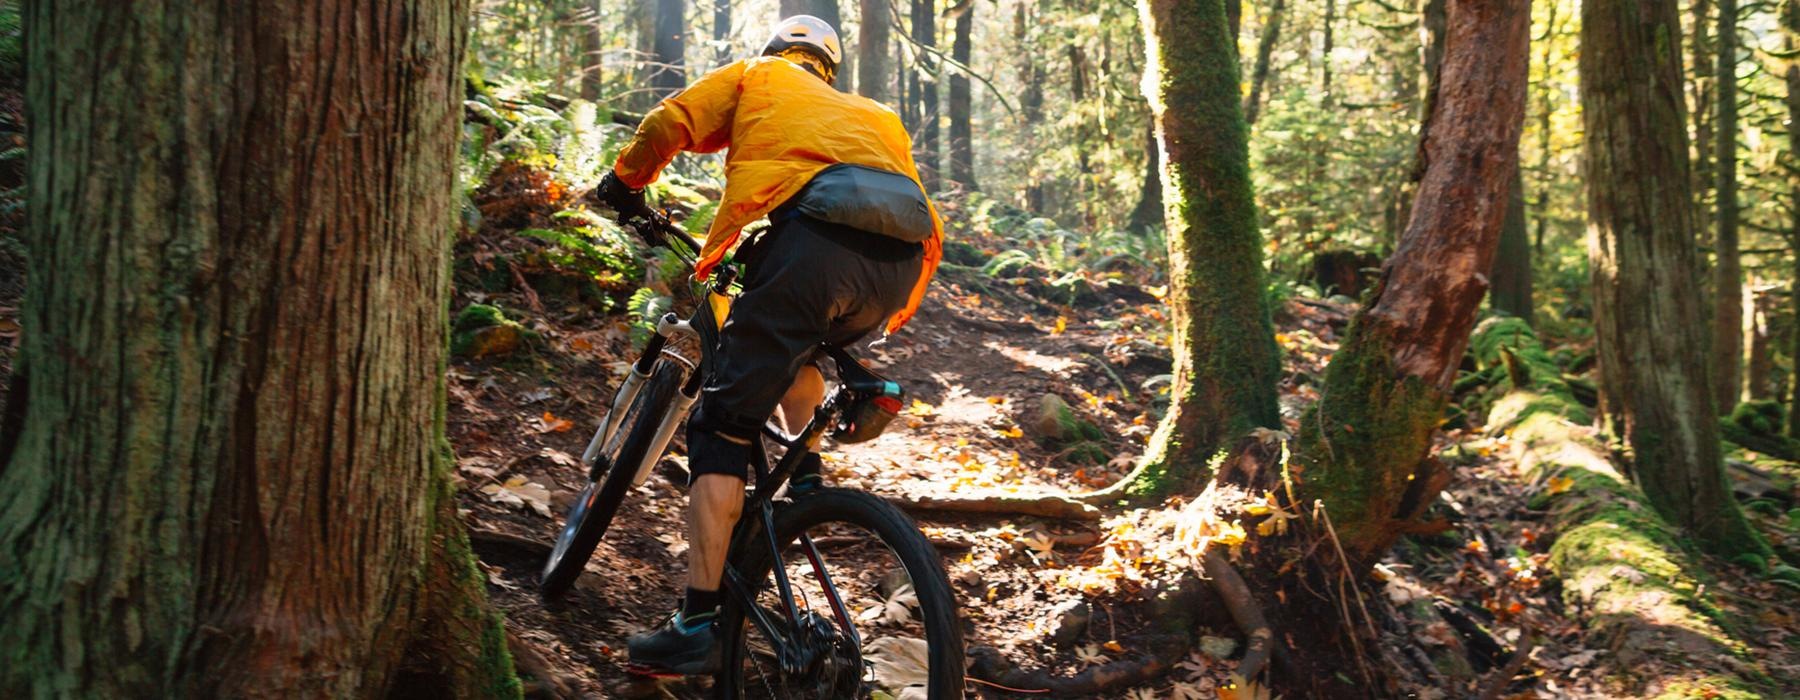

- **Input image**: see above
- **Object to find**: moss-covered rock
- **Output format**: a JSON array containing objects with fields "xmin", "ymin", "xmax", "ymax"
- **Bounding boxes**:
[{"xmin": 451, "ymin": 304, "xmax": 534, "ymax": 359}]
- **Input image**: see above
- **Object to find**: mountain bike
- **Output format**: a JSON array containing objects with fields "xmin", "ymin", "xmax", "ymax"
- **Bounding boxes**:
[{"xmin": 539, "ymin": 209, "xmax": 965, "ymax": 698}]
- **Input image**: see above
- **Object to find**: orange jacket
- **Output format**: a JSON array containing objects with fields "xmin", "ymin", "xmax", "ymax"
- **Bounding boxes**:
[{"xmin": 614, "ymin": 56, "xmax": 943, "ymax": 333}]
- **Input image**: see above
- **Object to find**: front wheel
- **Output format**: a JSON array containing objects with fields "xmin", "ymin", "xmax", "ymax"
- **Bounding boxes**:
[
  {"xmin": 540, "ymin": 358, "xmax": 684, "ymax": 599},
  {"xmin": 716, "ymin": 489, "xmax": 965, "ymax": 699}
]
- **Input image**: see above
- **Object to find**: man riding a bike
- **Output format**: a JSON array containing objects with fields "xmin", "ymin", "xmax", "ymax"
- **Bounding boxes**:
[{"xmin": 589, "ymin": 15, "xmax": 944, "ymax": 674}]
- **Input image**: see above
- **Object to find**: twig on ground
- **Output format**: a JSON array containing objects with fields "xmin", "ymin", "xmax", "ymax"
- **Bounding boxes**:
[
  {"xmin": 506, "ymin": 630, "xmax": 581, "ymax": 699},
  {"xmin": 1081, "ymin": 353, "xmax": 1134, "ymax": 400},
  {"xmin": 967, "ymin": 635, "xmax": 1189, "ymax": 695}
]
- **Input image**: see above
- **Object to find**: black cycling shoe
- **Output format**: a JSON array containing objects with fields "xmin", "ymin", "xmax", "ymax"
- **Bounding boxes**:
[{"xmin": 627, "ymin": 610, "xmax": 720, "ymax": 674}]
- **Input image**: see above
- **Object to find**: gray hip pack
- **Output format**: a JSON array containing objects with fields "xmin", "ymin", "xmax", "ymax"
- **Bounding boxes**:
[{"xmin": 787, "ymin": 163, "xmax": 935, "ymax": 243}]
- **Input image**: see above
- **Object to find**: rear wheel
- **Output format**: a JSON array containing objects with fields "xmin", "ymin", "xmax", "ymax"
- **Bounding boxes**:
[
  {"xmin": 540, "ymin": 359, "xmax": 683, "ymax": 599},
  {"xmin": 716, "ymin": 489, "xmax": 965, "ymax": 699}
]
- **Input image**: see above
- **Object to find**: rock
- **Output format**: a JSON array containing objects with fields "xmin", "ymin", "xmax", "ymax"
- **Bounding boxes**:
[
  {"xmin": 1199, "ymin": 635, "xmax": 1239, "ymax": 660},
  {"xmin": 1046, "ymin": 599, "xmax": 1091, "ymax": 648},
  {"xmin": 450, "ymin": 303, "xmax": 534, "ymax": 359},
  {"xmin": 1030, "ymin": 394, "xmax": 1074, "ymax": 442}
]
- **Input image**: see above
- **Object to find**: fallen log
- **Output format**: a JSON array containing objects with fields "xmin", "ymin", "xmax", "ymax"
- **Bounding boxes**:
[{"xmin": 888, "ymin": 492, "xmax": 1102, "ymax": 521}]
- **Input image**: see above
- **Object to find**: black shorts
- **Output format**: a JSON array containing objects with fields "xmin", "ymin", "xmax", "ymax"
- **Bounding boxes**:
[{"xmin": 686, "ymin": 214, "xmax": 923, "ymax": 481}]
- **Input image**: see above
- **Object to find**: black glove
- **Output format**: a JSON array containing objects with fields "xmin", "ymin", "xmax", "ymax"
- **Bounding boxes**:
[{"xmin": 593, "ymin": 171, "xmax": 652, "ymax": 220}]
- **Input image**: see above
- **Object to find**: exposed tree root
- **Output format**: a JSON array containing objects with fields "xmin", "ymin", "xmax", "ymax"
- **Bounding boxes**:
[
  {"xmin": 968, "ymin": 634, "xmax": 1189, "ymax": 695},
  {"xmin": 505, "ymin": 630, "xmax": 580, "ymax": 699},
  {"xmin": 468, "ymin": 527, "xmax": 554, "ymax": 558},
  {"xmin": 888, "ymin": 492, "xmax": 1102, "ymax": 520},
  {"xmin": 1200, "ymin": 549, "xmax": 1281, "ymax": 681}
]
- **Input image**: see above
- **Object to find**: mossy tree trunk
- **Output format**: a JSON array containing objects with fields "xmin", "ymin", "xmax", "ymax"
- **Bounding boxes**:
[
  {"xmin": 1581, "ymin": 0, "xmax": 1768, "ymax": 558},
  {"xmin": 1122, "ymin": 0, "xmax": 1281, "ymax": 499},
  {"xmin": 1713, "ymin": 0, "xmax": 1744, "ymax": 413},
  {"xmin": 1286, "ymin": 0, "xmax": 1530, "ymax": 568},
  {"xmin": 1490, "ymin": 163, "xmax": 1534, "ymax": 323},
  {"xmin": 0, "ymin": 2, "xmax": 519, "ymax": 696},
  {"xmin": 1126, "ymin": 123, "xmax": 1164, "ymax": 234}
]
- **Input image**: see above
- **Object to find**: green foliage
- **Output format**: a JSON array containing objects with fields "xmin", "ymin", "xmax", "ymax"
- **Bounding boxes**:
[
  {"xmin": 0, "ymin": 3, "xmax": 18, "ymax": 79},
  {"xmin": 1729, "ymin": 400, "xmax": 1787, "ymax": 437},
  {"xmin": 625, "ymin": 286, "xmax": 674, "ymax": 346}
]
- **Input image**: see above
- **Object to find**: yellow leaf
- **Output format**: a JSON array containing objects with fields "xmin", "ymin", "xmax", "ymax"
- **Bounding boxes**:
[
  {"xmin": 998, "ymin": 426, "xmax": 1024, "ymax": 439},
  {"xmin": 1051, "ymin": 316, "xmax": 1068, "ymax": 335},
  {"xmin": 907, "ymin": 399, "xmax": 935, "ymax": 417},
  {"xmin": 1102, "ymin": 640, "xmax": 1125, "ymax": 653},
  {"xmin": 1546, "ymin": 476, "xmax": 1574, "ymax": 496},
  {"xmin": 986, "ymin": 396, "xmax": 1007, "ymax": 405}
]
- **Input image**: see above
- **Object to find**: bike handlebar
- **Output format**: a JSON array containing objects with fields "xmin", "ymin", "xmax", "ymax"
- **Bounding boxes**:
[{"xmin": 621, "ymin": 209, "xmax": 706, "ymax": 265}]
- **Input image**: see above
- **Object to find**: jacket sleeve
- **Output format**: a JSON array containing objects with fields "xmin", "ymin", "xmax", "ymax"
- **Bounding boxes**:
[
  {"xmin": 885, "ymin": 121, "xmax": 943, "ymax": 334},
  {"xmin": 613, "ymin": 61, "xmax": 746, "ymax": 188}
]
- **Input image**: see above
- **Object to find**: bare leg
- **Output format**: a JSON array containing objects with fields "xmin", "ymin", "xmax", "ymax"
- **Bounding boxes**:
[
  {"xmin": 689, "ymin": 370, "xmax": 821, "ymax": 593},
  {"xmin": 777, "ymin": 365, "xmax": 826, "ymax": 434}
]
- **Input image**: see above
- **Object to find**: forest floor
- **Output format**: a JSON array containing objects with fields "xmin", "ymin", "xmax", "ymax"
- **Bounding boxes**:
[{"xmin": 443, "ymin": 177, "xmax": 1800, "ymax": 698}]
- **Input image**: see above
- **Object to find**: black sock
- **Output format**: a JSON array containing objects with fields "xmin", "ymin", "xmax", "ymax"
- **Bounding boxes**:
[{"xmin": 682, "ymin": 587, "xmax": 721, "ymax": 620}]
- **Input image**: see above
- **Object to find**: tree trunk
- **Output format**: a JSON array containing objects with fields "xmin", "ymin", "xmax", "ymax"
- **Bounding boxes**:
[
  {"xmin": 0, "ymin": 1, "xmax": 520, "ymax": 697},
  {"xmin": 947, "ymin": 0, "xmax": 976, "ymax": 190},
  {"xmin": 909, "ymin": 0, "xmax": 940, "ymax": 190},
  {"xmin": 1289, "ymin": 0, "xmax": 1530, "ymax": 567},
  {"xmin": 1320, "ymin": 0, "xmax": 1336, "ymax": 95},
  {"xmin": 1243, "ymin": 0, "xmax": 1286, "ymax": 125},
  {"xmin": 1490, "ymin": 163, "xmax": 1533, "ymax": 322},
  {"xmin": 1121, "ymin": 0, "xmax": 1281, "ymax": 498},
  {"xmin": 1786, "ymin": 5, "xmax": 1800, "ymax": 433},
  {"xmin": 715, "ymin": 0, "xmax": 734, "ymax": 68},
  {"xmin": 651, "ymin": 0, "xmax": 688, "ymax": 99},
  {"xmin": 1748, "ymin": 292, "xmax": 1772, "ymax": 401},
  {"xmin": 1228, "ymin": 0, "xmax": 1243, "ymax": 50},
  {"xmin": 1534, "ymin": 0, "xmax": 1558, "ymax": 254},
  {"xmin": 1126, "ymin": 123, "xmax": 1165, "ymax": 234},
  {"xmin": 1015, "ymin": 3, "xmax": 1043, "ymax": 125},
  {"xmin": 1581, "ymin": 0, "xmax": 1767, "ymax": 558},
  {"xmin": 582, "ymin": 0, "xmax": 604, "ymax": 99},
  {"xmin": 1713, "ymin": 0, "xmax": 1743, "ymax": 413},
  {"xmin": 1691, "ymin": 0, "xmax": 1714, "ymax": 252},
  {"xmin": 857, "ymin": 0, "xmax": 892, "ymax": 102}
]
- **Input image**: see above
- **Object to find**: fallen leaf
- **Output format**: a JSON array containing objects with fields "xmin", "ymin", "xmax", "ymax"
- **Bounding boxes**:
[
  {"xmin": 1051, "ymin": 316, "xmax": 1068, "ymax": 336},
  {"xmin": 480, "ymin": 476, "xmax": 553, "ymax": 517},
  {"xmin": 536, "ymin": 411, "xmax": 574, "ymax": 433},
  {"xmin": 1545, "ymin": 475, "xmax": 1575, "ymax": 496}
]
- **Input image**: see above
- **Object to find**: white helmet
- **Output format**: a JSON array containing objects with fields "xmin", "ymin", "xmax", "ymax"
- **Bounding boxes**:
[{"xmin": 762, "ymin": 15, "xmax": 843, "ymax": 68}]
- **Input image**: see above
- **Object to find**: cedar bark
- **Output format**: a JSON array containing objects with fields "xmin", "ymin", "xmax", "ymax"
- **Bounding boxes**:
[
  {"xmin": 1243, "ymin": 0, "xmax": 1286, "ymax": 125},
  {"xmin": 1123, "ymin": 0, "xmax": 1281, "ymax": 498},
  {"xmin": 1714, "ymin": 0, "xmax": 1743, "ymax": 412},
  {"xmin": 1490, "ymin": 164, "xmax": 1533, "ymax": 323},
  {"xmin": 1289, "ymin": 0, "xmax": 1530, "ymax": 566},
  {"xmin": 651, "ymin": 0, "xmax": 688, "ymax": 98},
  {"xmin": 0, "ymin": 1, "xmax": 519, "ymax": 697},
  {"xmin": 1581, "ymin": 0, "xmax": 1767, "ymax": 557},
  {"xmin": 947, "ymin": 0, "xmax": 976, "ymax": 190},
  {"xmin": 858, "ymin": 0, "xmax": 892, "ymax": 101}
]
